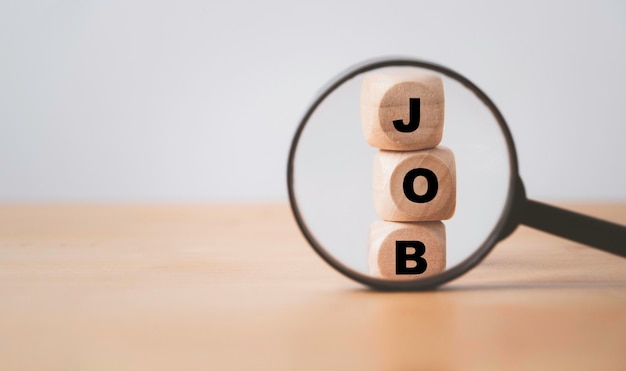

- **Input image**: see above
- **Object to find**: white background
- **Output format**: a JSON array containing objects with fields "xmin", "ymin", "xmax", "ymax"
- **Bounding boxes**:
[{"xmin": 1, "ymin": 0, "xmax": 625, "ymax": 202}]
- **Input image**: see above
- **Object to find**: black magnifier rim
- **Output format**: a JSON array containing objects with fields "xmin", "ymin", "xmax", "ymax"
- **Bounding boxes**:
[{"xmin": 287, "ymin": 57, "xmax": 519, "ymax": 290}]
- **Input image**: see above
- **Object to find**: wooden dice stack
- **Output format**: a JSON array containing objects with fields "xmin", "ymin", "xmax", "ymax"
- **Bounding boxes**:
[{"xmin": 361, "ymin": 70, "xmax": 456, "ymax": 280}]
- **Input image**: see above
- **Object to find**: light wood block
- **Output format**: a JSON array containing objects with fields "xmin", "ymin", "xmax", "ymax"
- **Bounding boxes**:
[
  {"xmin": 368, "ymin": 220, "xmax": 446, "ymax": 280},
  {"xmin": 373, "ymin": 146, "xmax": 456, "ymax": 221},
  {"xmin": 361, "ymin": 70, "xmax": 444, "ymax": 151}
]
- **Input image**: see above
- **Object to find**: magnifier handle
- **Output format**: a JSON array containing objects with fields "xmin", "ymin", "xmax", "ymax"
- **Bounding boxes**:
[{"xmin": 519, "ymin": 199, "xmax": 626, "ymax": 258}]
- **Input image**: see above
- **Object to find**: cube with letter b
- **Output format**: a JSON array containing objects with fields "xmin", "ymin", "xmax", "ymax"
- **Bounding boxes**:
[{"xmin": 368, "ymin": 220, "xmax": 446, "ymax": 280}]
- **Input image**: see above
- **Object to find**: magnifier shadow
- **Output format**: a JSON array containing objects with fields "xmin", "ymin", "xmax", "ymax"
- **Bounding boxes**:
[
  {"xmin": 348, "ymin": 281, "xmax": 626, "ymax": 293},
  {"xmin": 440, "ymin": 281, "xmax": 626, "ymax": 292}
]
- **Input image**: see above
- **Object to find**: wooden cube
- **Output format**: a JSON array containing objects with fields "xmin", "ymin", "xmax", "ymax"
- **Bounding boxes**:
[
  {"xmin": 361, "ymin": 70, "xmax": 444, "ymax": 151},
  {"xmin": 373, "ymin": 146, "xmax": 456, "ymax": 221},
  {"xmin": 368, "ymin": 220, "xmax": 446, "ymax": 280}
]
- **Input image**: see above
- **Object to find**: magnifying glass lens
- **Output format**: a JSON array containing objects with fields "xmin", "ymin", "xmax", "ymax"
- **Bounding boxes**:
[{"xmin": 290, "ymin": 64, "xmax": 513, "ymax": 285}]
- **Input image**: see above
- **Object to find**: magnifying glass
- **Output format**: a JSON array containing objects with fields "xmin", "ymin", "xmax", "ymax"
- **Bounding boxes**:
[{"xmin": 287, "ymin": 57, "xmax": 626, "ymax": 290}]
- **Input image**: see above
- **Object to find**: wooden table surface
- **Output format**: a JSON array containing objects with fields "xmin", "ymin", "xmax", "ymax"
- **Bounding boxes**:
[{"xmin": 0, "ymin": 203, "xmax": 625, "ymax": 370}]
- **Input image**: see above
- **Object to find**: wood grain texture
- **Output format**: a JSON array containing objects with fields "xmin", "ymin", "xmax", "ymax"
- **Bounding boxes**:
[
  {"xmin": 369, "ymin": 220, "xmax": 446, "ymax": 280},
  {"xmin": 373, "ymin": 146, "xmax": 456, "ymax": 221},
  {"xmin": 0, "ymin": 203, "xmax": 625, "ymax": 371},
  {"xmin": 361, "ymin": 70, "xmax": 444, "ymax": 151}
]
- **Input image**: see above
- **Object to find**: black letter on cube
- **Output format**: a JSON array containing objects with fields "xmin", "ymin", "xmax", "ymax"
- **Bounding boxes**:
[
  {"xmin": 396, "ymin": 240, "xmax": 427, "ymax": 274},
  {"xmin": 403, "ymin": 168, "xmax": 438, "ymax": 203},
  {"xmin": 393, "ymin": 98, "xmax": 420, "ymax": 132}
]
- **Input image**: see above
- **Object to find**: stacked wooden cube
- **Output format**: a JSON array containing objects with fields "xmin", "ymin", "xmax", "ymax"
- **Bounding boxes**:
[{"xmin": 361, "ymin": 71, "xmax": 456, "ymax": 280}]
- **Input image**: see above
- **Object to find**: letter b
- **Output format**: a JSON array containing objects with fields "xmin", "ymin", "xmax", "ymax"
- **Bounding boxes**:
[{"xmin": 396, "ymin": 240, "xmax": 427, "ymax": 274}]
